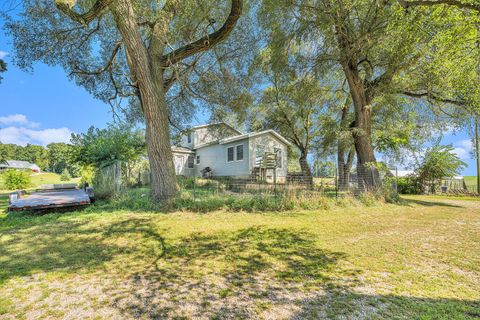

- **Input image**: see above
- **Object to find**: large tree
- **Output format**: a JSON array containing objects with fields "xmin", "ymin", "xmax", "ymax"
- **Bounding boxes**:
[
  {"xmin": 259, "ymin": 0, "xmax": 473, "ymax": 190},
  {"xmin": 397, "ymin": 0, "xmax": 480, "ymax": 192},
  {"xmin": 245, "ymin": 44, "xmax": 341, "ymax": 179},
  {"xmin": 6, "ymin": 0, "xmax": 243, "ymax": 201}
]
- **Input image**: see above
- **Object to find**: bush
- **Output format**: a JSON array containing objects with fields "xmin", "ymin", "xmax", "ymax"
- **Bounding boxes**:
[
  {"xmin": 2, "ymin": 169, "xmax": 31, "ymax": 190},
  {"xmin": 397, "ymin": 176, "xmax": 421, "ymax": 195},
  {"xmin": 357, "ymin": 192, "xmax": 378, "ymax": 206},
  {"xmin": 60, "ymin": 168, "xmax": 72, "ymax": 181}
]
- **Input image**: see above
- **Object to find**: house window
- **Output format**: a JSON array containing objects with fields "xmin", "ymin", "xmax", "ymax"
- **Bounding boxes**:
[
  {"xmin": 275, "ymin": 148, "xmax": 282, "ymax": 168},
  {"xmin": 187, "ymin": 155, "xmax": 195, "ymax": 168},
  {"xmin": 227, "ymin": 147, "xmax": 234, "ymax": 162},
  {"xmin": 236, "ymin": 144, "xmax": 244, "ymax": 161},
  {"xmin": 187, "ymin": 133, "xmax": 192, "ymax": 143},
  {"xmin": 196, "ymin": 155, "xmax": 200, "ymax": 165}
]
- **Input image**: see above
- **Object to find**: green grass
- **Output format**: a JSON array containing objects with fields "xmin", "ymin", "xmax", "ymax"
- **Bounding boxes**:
[{"xmin": 0, "ymin": 196, "xmax": 479, "ymax": 319}]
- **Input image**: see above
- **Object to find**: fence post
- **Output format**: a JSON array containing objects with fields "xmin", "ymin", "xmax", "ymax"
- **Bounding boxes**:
[
  {"xmin": 335, "ymin": 158, "xmax": 338, "ymax": 200},
  {"xmin": 193, "ymin": 175, "xmax": 196, "ymax": 201}
]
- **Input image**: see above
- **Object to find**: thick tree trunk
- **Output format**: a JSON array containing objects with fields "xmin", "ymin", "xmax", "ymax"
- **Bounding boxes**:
[
  {"xmin": 110, "ymin": 0, "xmax": 177, "ymax": 201},
  {"xmin": 337, "ymin": 99, "xmax": 355, "ymax": 190},
  {"xmin": 341, "ymin": 63, "xmax": 379, "ymax": 191},
  {"xmin": 338, "ymin": 146, "xmax": 355, "ymax": 190},
  {"xmin": 299, "ymin": 151, "xmax": 313, "ymax": 187},
  {"xmin": 299, "ymin": 154, "xmax": 312, "ymax": 177}
]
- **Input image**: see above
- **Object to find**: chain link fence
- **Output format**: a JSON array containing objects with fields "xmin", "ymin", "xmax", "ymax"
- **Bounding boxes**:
[{"xmin": 92, "ymin": 158, "xmax": 405, "ymax": 201}]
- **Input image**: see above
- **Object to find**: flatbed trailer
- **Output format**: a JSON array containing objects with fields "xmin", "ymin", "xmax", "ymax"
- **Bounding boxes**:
[{"xmin": 8, "ymin": 186, "xmax": 94, "ymax": 212}]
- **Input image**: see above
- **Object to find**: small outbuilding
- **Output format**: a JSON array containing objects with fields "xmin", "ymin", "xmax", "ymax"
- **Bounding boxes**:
[{"xmin": 0, "ymin": 160, "xmax": 41, "ymax": 173}]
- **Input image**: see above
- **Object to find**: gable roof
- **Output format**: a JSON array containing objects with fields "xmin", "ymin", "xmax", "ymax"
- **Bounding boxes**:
[
  {"xmin": 188, "ymin": 123, "xmax": 243, "ymax": 135},
  {"xmin": 219, "ymin": 130, "xmax": 292, "ymax": 147},
  {"xmin": 171, "ymin": 146, "xmax": 195, "ymax": 154},
  {"xmin": 1, "ymin": 160, "xmax": 39, "ymax": 169}
]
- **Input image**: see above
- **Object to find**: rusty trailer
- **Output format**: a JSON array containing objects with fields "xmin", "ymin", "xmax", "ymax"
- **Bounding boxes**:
[{"xmin": 8, "ymin": 185, "xmax": 94, "ymax": 212}]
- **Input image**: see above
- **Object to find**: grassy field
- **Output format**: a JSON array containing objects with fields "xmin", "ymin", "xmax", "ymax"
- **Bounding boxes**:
[{"xmin": 0, "ymin": 196, "xmax": 479, "ymax": 319}]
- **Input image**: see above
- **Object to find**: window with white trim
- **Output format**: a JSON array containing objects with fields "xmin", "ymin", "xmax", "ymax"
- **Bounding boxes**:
[
  {"xmin": 236, "ymin": 144, "xmax": 244, "ymax": 161},
  {"xmin": 227, "ymin": 147, "xmax": 234, "ymax": 162},
  {"xmin": 187, "ymin": 133, "xmax": 192, "ymax": 143},
  {"xmin": 196, "ymin": 155, "xmax": 200, "ymax": 165}
]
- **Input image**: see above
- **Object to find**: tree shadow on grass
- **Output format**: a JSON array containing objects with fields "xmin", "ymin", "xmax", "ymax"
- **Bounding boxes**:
[
  {"xmin": 292, "ymin": 292, "xmax": 480, "ymax": 319},
  {"xmin": 107, "ymin": 225, "xmax": 356, "ymax": 319},
  {"xmin": 400, "ymin": 197, "xmax": 464, "ymax": 208},
  {"xmin": 0, "ymin": 217, "xmax": 123, "ymax": 284},
  {"xmin": 103, "ymin": 223, "xmax": 480, "ymax": 319}
]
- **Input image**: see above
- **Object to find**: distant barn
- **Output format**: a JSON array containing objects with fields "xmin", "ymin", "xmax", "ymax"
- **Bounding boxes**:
[{"xmin": 0, "ymin": 160, "xmax": 41, "ymax": 173}]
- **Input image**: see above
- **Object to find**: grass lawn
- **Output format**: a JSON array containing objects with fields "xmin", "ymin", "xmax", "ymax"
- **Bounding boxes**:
[{"xmin": 0, "ymin": 196, "xmax": 479, "ymax": 319}]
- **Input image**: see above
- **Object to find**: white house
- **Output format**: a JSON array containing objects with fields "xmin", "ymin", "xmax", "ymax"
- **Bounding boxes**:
[
  {"xmin": 171, "ymin": 123, "xmax": 291, "ymax": 183},
  {"xmin": 0, "ymin": 160, "xmax": 41, "ymax": 173}
]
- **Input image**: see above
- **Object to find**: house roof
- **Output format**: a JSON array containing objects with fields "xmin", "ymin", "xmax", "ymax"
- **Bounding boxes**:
[
  {"xmin": 1, "ymin": 160, "xmax": 39, "ymax": 169},
  {"xmin": 219, "ymin": 130, "xmax": 292, "ymax": 147},
  {"xmin": 188, "ymin": 123, "xmax": 243, "ymax": 135},
  {"xmin": 171, "ymin": 146, "xmax": 195, "ymax": 154}
]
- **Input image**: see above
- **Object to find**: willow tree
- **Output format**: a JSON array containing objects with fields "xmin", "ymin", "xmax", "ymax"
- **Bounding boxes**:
[
  {"xmin": 243, "ymin": 39, "xmax": 343, "ymax": 179},
  {"xmin": 6, "ymin": 0, "xmax": 243, "ymax": 201},
  {"xmin": 259, "ymin": 0, "xmax": 471, "ymax": 190},
  {"xmin": 397, "ymin": 0, "xmax": 480, "ymax": 192}
]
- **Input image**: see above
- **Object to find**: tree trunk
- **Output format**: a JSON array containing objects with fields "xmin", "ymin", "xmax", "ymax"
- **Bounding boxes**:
[
  {"xmin": 110, "ymin": 0, "xmax": 177, "ymax": 201},
  {"xmin": 337, "ymin": 99, "xmax": 355, "ymax": 190},
  {"xmin": 299, "ymin": 151, "xmax": 313, "ymax": 187},
  {"xmin": 338, "ymin": 145, "xmax": 355, "ymax": 190},
  {"xmin": 341, "ymin": 63, "xmax": 379, "ymax": 191}
]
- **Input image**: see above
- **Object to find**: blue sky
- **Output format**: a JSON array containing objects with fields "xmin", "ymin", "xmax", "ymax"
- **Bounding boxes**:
[{"xmin": 0, "ymin": 24, "xmax": 476, "ymax": 176}]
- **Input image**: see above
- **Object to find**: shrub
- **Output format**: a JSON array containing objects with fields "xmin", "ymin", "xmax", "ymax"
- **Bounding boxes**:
[
  {"xmin": 60, "ymin": 168, "xmax": 72, "ymax": 181},
  {"xmin": 357, "ymin": 192, "xmax": 378, "ymax": 206},
  {"xmin": 397, "ymin": 176, "xmax": 421, "ymax": 195},
  {"xmin": 2, "ymin": 169, "xmax": 31, "ymax": 190}
]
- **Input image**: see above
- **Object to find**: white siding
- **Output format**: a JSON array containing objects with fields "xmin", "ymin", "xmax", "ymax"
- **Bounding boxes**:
[
  {"xmin": 195, "ymin": 138, "xmax": 250, "ymax": 178},
  {"xmin": 179, "ymin": 124, "xmax": 240, "ymax": 149},
  {"xmin": 249, "ymin": 133, "xmax": 288, "ymax": 179},
  {"xmin": 173, "ymin": 152, "xmax": 195, "ymax": 176}
]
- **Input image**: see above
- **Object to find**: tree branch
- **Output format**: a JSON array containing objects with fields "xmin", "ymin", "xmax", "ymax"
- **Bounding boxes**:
[
  {"xmin": 160, "ymin": 0, "xmax": 243, "ymax": 67},
  {"xmin": 55, "ymin": 0, "xmax": 113, "ymax": 27},
  {"xmin": 401, "ymin": 90, "xmax": 468, "ymax": 106},
  {"xmin": 72, "ymin": 41, "xmax": 122, "ymax": 75},
  {"xmin": 398, "ymin": 0, "xmax": 480, "ymax": 12}
]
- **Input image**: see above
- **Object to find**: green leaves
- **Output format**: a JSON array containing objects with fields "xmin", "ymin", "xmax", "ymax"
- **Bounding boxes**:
[
  {"xmin": 70, "ymin": 124, "xmax": 145, "ymax": 169},
  {"xmin": 417, "ymin": 145, "xmax": 467, "ymax": 182}
]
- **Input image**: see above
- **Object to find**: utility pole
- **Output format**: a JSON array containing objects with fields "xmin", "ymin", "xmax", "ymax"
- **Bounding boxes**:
[{"xmin": 476, "ymin": 112, "xmax": 480, "ymax": 193}]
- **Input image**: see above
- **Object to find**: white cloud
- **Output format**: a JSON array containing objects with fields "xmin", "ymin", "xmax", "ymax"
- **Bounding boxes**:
[
  {"xmin": 0, "ymin": 51, "xmax": 8, "ymax": 59},
  {"xmin": 0, "ymin": 126, "xmax": 73, "ymax": 146},
  {"xmin": 0, "ymin": 114, "xmax": 40, "ymax": 128},
  {"xmin": 453, "ymin": 139, "xmax": 473, "ymax": 160}
]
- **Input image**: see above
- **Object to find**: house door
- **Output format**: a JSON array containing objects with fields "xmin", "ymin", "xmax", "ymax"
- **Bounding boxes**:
[{"xmin": 174, "ymin": 155, "xmax": 184, "ymax": 174}]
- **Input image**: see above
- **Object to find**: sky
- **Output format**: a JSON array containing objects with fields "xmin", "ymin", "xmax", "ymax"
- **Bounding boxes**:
[{"xmin": 0, "ymin": 21, "xmax": 476, "ymax": 176}]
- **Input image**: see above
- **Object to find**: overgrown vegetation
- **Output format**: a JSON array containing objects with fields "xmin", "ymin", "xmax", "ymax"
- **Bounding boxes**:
[
  {"xmin": 91, "ymin": 184, "xmax": 395, "ymax": 213},
  {"xmin": 1, "ymin": 169, "xmax": 31, "ymax": 190}
]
